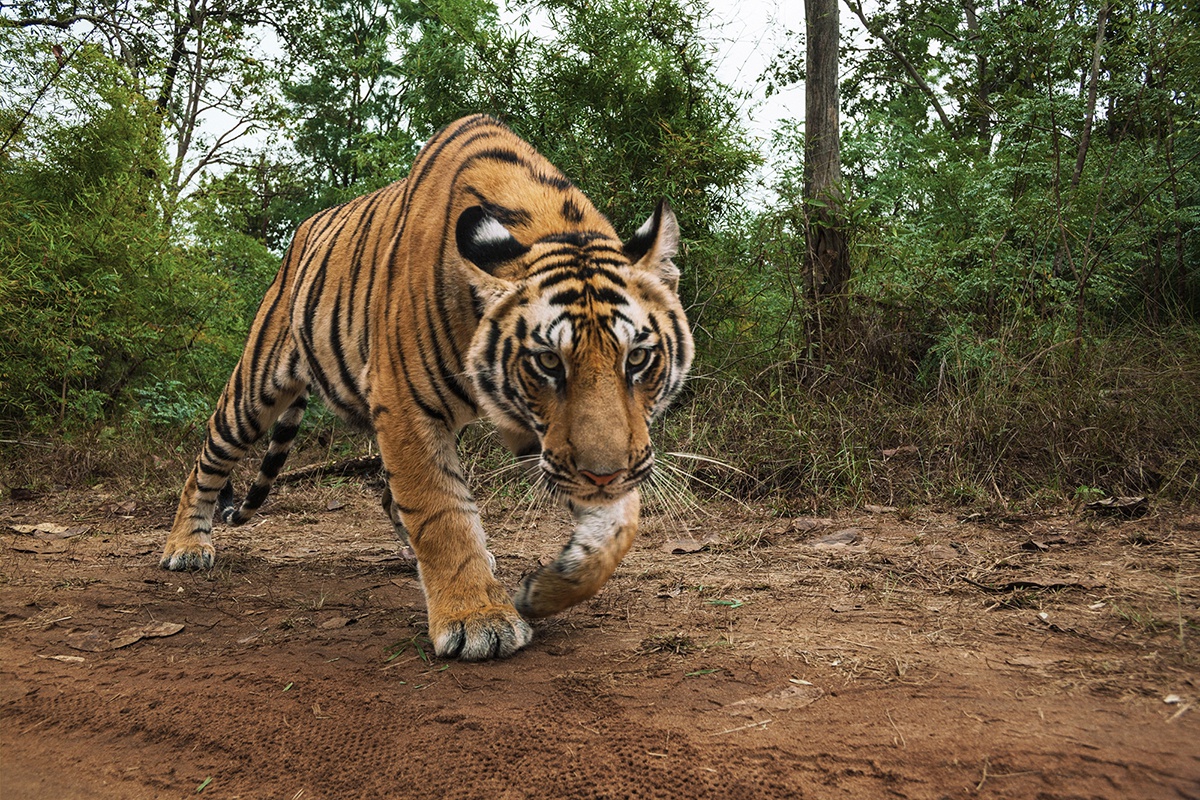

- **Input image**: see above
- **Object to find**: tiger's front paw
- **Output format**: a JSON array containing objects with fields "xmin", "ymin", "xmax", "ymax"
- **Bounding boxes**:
[
  {"xmin": 159, "ymin": 535, "xmax": 215, "ymax": 571},
  {"xmin": 429, "ymin": 605, "xmax": 533, "ymax": 661}
]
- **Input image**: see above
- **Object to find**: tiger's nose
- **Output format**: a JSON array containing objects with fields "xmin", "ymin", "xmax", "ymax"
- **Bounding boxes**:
[{"xmin": 579, "ymin": 469, "xmax": 626, "ymax": 487}]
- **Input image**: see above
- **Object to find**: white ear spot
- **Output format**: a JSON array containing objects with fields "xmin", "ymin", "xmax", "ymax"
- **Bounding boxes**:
[
  {"xmin": 474, "ymin": 215, "xmax": 515, "ymax": 247},
  {"xmin": 457, "ymin": 205, "xmax": 529, "ymax": 273},
  {"xmin": 632, "ymin": 214, "xmax": 656, "ymax": 241}
]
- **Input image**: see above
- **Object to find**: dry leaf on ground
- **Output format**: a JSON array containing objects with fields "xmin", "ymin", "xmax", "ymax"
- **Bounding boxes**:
[
  {"xmin": 662, "ymin": 534, "xmax": 720, "ymax": 554},
  {"xmin": 8, "ymin": 523, "xmax": 91, "ymax": 539},
  {"xmin": 726, "ymin": 684, "xmax": 825, "ymax": 717},
  {"xmin": 109, "ymin": 621, "xmax": 185, "ymax": 649}
]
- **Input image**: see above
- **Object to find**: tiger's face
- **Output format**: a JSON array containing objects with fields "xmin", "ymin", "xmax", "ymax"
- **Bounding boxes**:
[{"xmin": 460, "ymin": 202, "xmax": 693, "ymax": 506}]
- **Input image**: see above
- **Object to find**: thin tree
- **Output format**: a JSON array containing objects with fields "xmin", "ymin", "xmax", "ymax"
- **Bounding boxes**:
[{"xmin": 804, "ymin": 0, "xmax": 849, "ymax": 353}]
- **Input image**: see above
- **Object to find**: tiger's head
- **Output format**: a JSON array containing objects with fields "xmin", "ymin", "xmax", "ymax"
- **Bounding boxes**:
[{"xmin": 459, "ymin": 201, "xmax": 694, "ymax": 506}]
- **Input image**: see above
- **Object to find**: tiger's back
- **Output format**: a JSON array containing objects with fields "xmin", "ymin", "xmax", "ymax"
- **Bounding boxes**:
[{"xmin": 161, "ymin": 115, "xmax": 693, "ymax": 661}]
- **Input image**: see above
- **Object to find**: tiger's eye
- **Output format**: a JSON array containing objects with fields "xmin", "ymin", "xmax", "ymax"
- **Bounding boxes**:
[
  {"xmin": 627, "ymin": 348, "xmax": 649, "ymax": 368},
  {"xmin": 536, "ymin": 351, "xmax": 562, "ymax": 371}
]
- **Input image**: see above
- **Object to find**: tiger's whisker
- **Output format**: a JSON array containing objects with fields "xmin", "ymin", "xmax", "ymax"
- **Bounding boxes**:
[{"xmin": 653, "ymin": 454, "xmax": 750, "ymax": 509}]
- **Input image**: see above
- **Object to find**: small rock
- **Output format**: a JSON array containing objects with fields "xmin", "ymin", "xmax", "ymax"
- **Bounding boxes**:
[
  {"xmin": 920, "ymin": 544, "xmax": 959, "ymax": 560},
  {"xmin": 811, "ymin": 528, "xmax": 864, "ymax": 548}
]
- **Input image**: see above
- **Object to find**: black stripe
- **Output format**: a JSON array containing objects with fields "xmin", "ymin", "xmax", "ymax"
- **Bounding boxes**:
[
  {"xmin": 537, "ymin": 230, "xmax": 606, "ymax": 247},
  {"xmin": 536, "ymin": 265, "xmax": 627, "ymax": 289},
  {"xmin": 469, "ymin": 146, "xmax": 525, "ymax": 167},
  {"xmin": 210, "ymin": 412, "xmax": 242, "ymax": 450},
  {"xmin": 393, "ymin": 344, "xmax": 449, "ymax": 426},
  {"xmin": 425, "ymin": 240, "xmax": 475, "ymax": 410},
  {"xmin": 482, "ymin": 320, "xmax": 502, "ymax": 363},
  {"xmin": 204, "ymin": 438, "xmax": 238, "ymax": 465},
  {"xmin": 271, "ymin": 422, "xmax": 300, "ymax": 444},
  {"xmin": 562, "ymin": 199, "xmax": 584, "ymax": 223},
  {"xmin": 591, "ymin": 286, "xmax": 628, "ymax": 305},
  {"xmin": 242, "ymin": 481, "xmax": 270, "ymax": 510},
  {"xmin": 408, "ymin": 320, "xmax": 458, "ymax": 423},
  {"xmin": 327, "ymin": 291, "xmax": 367, "ymax": 407},
  {"xmin": 548, "ymin": 288, "xmax": 583, "ymax": 306},
  {"xmin": 463, "ymin": 188, "xmax": 533, "ymax": 227},
  {"xmin": 259, "ymin": 448, "xmax": 289, "ymax": 478},
  {"xmin": 534, "ymin": 172, "xmax": 572, "ymax": 191},
  {"xmin": 408, "ymin": 505, "xmax": 470, "ymax": 543}
]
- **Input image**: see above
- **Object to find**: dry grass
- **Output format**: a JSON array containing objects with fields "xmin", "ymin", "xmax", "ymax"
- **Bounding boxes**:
[
  {"xmin": 666, "ymin": 325, "xmax": 1200, "ymax": 509},
  {"xmin": 2, "ymin": 327, "xmax": 1197, "ymax": 514}
]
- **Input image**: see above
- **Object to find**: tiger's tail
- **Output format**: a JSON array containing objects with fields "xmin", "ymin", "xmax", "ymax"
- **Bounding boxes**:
[{"xmin": 220, "ymin": 392, "xmax": 310, "ymax": 526}]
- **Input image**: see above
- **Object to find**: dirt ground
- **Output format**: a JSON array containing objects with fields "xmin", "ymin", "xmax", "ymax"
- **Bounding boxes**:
[{"xmin": 2, "ymin": 477, "xmax": 1198, "ymax": 799}]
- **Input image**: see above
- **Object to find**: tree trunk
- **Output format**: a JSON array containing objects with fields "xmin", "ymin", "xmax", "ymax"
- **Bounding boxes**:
[
  {"xmin": 804, "ymin": 0, "xmax": 849, "ymax": 355},
  {"xmin": 1071, "ymin": 2, "xmax": 1109, "ymax": 191},
  {"xmin": 961, "ymin": 0, "xmax": 992, "ymax": 149}
]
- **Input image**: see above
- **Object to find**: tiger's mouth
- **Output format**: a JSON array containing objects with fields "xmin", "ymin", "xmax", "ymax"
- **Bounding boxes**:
[
  {"xmin": 538, "ymin": 450, "xmax": 652, "ymax": 505},
  {"xmin": 549, "ymin": 476, "xmax": 637, "ymax": 505}
]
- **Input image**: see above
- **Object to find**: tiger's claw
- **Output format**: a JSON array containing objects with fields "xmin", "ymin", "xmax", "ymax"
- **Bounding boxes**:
[
  {"xmin": 159, "ymin": 539, "xmax": 215, "ymax": 571},
  {"xmin": 430, "ymin": 606, "xmax": 533, "ymax": 661}
]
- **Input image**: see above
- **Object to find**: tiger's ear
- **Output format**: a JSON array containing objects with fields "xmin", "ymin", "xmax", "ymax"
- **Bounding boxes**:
[
  {"xmin": 456, "ymin": 206, "xmax": 530, "ymax": 274},
  {"xmin": 623, "ymin": 200, "xmax": 680, "ymax": 292}
]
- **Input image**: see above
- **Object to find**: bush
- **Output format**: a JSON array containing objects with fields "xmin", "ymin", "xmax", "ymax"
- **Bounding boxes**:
[{"xmin": 0, "ymin": 53, "xmax": 272, "ymax": 434}]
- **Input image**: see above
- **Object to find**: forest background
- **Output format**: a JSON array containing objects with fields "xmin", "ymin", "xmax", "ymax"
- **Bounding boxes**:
[{"xmin": 2, "ymin": 0, "xmax": 1198, "ymax": 509}]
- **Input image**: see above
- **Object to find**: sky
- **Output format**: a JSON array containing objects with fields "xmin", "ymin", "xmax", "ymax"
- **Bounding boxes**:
[
  {"xmin": 703, "ymin": 0, "xmax": 805, "ymax": 199},
  {"xmin": 704, "ymin": 0, "xmax": 804, "ymax": 147}
]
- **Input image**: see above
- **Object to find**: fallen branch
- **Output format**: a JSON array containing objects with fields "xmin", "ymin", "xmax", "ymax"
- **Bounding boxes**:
[{"xmin": 276, "ymin": 455, "xmax": 383, "ymax": 485}]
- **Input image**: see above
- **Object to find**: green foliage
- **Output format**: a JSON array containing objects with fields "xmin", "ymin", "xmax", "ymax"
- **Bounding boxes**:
[
  {"xmin": 133, "ymin": 380, "xmax": 213, "ymax": 427},
  {"xmin": 747, "ymin": 0, "xmax": 1200, "ymax": 373},
  {"xmin": 506, "ymin": 0, "xmax": 755, "ymax": 224},
  {"xmin": 272, "ymin": 0, "xmax": 521, "ymax": 218},
  {"xmin": 839, "ymin": 0, "xmax": 1199, "ymax": 333},
  {"xmin": 279, "ymin": 0, "xmax": 418, "ymax": 195},
  {"xmin": 1, "ymin": 0, "xmax": 754, "ymax": 438},
  {"xmin": 272, "ymin": 0, "xmax": 757, "ymax": 339},
  {"xmin": 684, "ymin": 0, "xmax": 1200, "ymax": 503},
  {"xmin": 0, "ymin": 45, "xmax": 266, "ymax": 432}
]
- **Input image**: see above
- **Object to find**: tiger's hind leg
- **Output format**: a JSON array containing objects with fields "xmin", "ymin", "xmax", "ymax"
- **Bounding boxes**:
[{"xmin": 161, "ymin": 350, "xmax": 307, "ymax": 571}]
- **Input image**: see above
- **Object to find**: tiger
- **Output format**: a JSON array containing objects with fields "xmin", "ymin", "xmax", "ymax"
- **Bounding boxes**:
[{"xmin": 160, "ymin": 114, "xmax": 694, "ymax": 661}]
